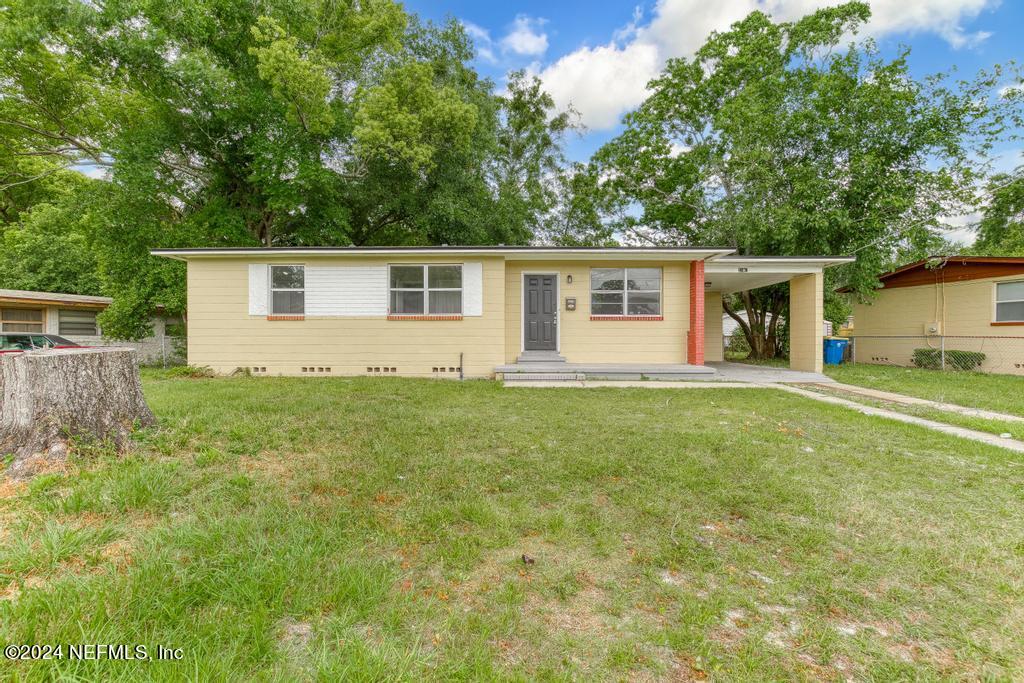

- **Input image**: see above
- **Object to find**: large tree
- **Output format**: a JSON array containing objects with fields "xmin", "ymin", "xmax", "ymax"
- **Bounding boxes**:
[
  {"xmin": 594, "ymin": 2, "xmax": 1022, "ymax": 358},
  {"xmin": 0, "ymin": 0, "xmax": 572, "ymax": 337},
  {"xmin": 971, "ymin": 170, "xmax": 1024, "ymax": 255}
]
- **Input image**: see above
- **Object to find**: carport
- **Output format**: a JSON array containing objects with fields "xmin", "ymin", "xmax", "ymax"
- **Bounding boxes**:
[{"xmin": 700, "ymin": 256, "xmax": 854, "ymax": 373}]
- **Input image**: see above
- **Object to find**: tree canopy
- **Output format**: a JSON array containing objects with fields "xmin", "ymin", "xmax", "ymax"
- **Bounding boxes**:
[
  {"xmin": 0, "ymin": 0, "xmax": 575, "ymax": 336},
  {"xmin": 971, "ymin": 172, "xmax": 1024, "ymax": 255},
  {"xmin": 592, "ymin": 1, "xmax": 1022, "ymax": 357}
]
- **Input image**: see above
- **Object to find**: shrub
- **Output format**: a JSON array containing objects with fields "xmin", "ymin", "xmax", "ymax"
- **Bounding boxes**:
[
  {"xmin": 727, "ymin": 327, "xmax": 751, "ymax": 356},
  {"xmin": 911, "ymin": 348, "xmax": 986, "ymax": 371},
  {"xmin": 164, "ymin": 365, "xmax": 216, "ymax": 379}
]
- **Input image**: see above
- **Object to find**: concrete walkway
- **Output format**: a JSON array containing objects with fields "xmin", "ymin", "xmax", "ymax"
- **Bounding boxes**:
[
  {"xmin": 818, "ymin": 382, "xmax": 1024, "ymax": 423},
  {"xmin": 774, "ymin": 384, "xmax": 1024, "ymax": 453},
  {"xmin": 705, "ymin": 361, "xmax": 833, "ymax": 384}
]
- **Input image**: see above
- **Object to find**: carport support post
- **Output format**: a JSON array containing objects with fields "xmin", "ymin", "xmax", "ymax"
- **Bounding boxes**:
[
  {"xmin": 789, "ymin": 271, "xmax": 823, "ymax": 374},
  {"xmin": 688, "ymin": 260, "xmax": 705, "ymax": 365}
]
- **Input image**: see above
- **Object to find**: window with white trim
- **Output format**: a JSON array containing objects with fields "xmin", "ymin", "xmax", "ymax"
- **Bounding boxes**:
[
  {"xmin": 590, "ymin": 268, "xmax": 662, "ymax": 316},
  {"xmin": 389, "ymin": 265, "xmax": 463, "ymax": 315},
  {"xmin": 270, "ymin": 265, "xmax": 305, "ymax": 315},
  {"xmin": 996, "ymin": 280, "xmax": 1024, "ymax": 322},
  {"xmin": 0, "ymin": 307, "xmax": 44, "ymax": 332}
]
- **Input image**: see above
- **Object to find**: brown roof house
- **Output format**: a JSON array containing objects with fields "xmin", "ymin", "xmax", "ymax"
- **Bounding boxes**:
[
  {"xmin": 844, "ymin": 256, "xmax": 1024, "ymax": 374},
  {"xmin": 0, "ymin": 289, "xmax": 184, "ymax": 365}
]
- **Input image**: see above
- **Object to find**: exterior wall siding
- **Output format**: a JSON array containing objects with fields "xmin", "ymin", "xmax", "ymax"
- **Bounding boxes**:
[
  {"xmin": 703, "ymin": 291, "xmax": 724, "ymax": 362},
  {"xmin": 187, "ymin": 256, "xmax": 506, "ymax": 378},
  {"xmin": 503, "ymin": 261, "xmax": 690, "ymax": 364},
  {"xmin": 851, "ymin": 274, "xmax": 1024, "ymax": 375},
  {"xmin": 789, "ymin": 272, "xmax": 823, "ymax": 373}
]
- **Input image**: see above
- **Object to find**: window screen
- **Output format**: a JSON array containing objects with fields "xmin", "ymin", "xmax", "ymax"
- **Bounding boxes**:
[
  {"xmin": 59, "ymin": 309, "xmax": 99, "ymax": 336},
  {"xmin": 0, "ymin": 307, "xmax": 44, "ymax": 332}
]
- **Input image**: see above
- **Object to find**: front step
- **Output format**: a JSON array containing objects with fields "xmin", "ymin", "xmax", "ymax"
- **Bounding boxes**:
[
  {"xmin": 496, "ymin": 362, "xmax": 717, "ymax": 382},
  {"xmin": 503, "ymin": 372, "xmax": 584, "ymax": 382},
  {"xmin": 516, "ymin": 351, "xmax": 567, "ymax": 364}
]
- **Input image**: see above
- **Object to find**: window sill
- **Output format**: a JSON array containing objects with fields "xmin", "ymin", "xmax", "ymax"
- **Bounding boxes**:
[
  {"xmin": 991, "ymin": 321, "xmax": 1024, "ymax": 326},
  {"xmin": 267, "ymin": 315, "xmax": 305, "ymax": 321},
  {"xmin": 590, "ymin": 315, "xmax": 664, "ymax": 321},
  {"xmin": 387, "ymin": 314, "xmax": 463, "ymax": 321}
]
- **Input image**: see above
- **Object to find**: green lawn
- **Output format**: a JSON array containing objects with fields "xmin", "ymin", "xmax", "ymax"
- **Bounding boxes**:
[
  {"xmin": 2, "ymin": 373, "xmax": 1023, "ymax": 680},
  {"xmin": 824, "ymin": 363, "xmax": 1024, "ymax": 417}
]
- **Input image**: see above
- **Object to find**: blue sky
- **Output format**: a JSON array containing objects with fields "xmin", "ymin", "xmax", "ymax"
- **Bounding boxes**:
[{"xmin": 405, "ymin": 0, "xmax": 1024, "ymax": 171}]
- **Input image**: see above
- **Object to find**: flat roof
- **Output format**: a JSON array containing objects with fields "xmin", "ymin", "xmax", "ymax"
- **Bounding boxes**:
[
  {"xmin": 0, "ymin": 288, "xmax": 112, "ymax": 307},
  {"xmin": 151, "ymin": 246, "xmax": 737, "ymax": 261}
]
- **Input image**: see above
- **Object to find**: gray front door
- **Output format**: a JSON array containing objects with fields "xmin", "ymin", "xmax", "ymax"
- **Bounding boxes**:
[{"xmin": 524, "ymin": 274, "xmax": 557, "ymax": 350}]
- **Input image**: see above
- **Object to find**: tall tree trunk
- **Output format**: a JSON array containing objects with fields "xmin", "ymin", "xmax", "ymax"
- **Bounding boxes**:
[
  {"xmin": 723, "ymin": 288, "xmax": 788, "ymax": 360},
  {"xmin": 0, "ymin": 348, "xmax": 155, "ymax": 480}
]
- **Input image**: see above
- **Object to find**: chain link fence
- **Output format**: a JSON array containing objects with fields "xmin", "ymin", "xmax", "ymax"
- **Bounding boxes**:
[{"xmin": 846, "ymin": 335, "xmax": 1024, "ymax": 375}]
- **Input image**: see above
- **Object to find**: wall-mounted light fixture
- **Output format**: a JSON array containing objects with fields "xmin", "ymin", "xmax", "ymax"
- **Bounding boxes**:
[{"xmin": 567, "ymin": 274, "xmax": 573, "ymax": 284}]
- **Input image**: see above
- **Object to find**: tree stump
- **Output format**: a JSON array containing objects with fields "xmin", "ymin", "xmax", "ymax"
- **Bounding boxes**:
[{"xmin": 0, "ymin": 348, "xmax": 155, "ymax": 479}]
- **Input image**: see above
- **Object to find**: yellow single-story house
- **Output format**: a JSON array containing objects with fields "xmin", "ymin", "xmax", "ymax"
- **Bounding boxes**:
[
  {"xmin": 844, "ymin": 256, "xmax": 1024, "ymax": 375},
  {"xmin": 152, "ymin": 247, "xmax": 851, "ymax": 379}
]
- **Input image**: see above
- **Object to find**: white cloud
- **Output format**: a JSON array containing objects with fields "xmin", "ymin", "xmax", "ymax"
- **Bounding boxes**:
[
  {"xmin": 462, "ymin": 21, "xmax": 497, "ymax": 64},
  {"xmin": 537, "ymin": 0, "xmax": 1000, "ymax": 130},
  {"xmin": 500, "ymin": 15, "xmax": 549, "ymax": 57},
  {"xmin": 531, "ymin": 41, "xmax": 659, "ymax": 129},
  {"xmin": 937, "ymin": 211, "xmax": 981, "ymax": 245}
]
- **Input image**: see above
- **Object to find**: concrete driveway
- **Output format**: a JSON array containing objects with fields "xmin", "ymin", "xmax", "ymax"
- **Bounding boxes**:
[{"xmin": 705, "ymin": 361, "xmax": 834, "ymax": 384}]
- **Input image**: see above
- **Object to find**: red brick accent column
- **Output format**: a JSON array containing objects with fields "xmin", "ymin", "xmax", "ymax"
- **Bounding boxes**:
[{"xmin": 688, "ymin": 260, "xmax": 705, "ymax": 365}]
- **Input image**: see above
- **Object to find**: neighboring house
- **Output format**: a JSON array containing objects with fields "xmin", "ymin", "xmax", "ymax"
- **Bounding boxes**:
[
  {"xmin": 842, "ymin": 256, "xmax": 1024, "ymax": 374},
  {"xmin": 152, "ymin": 247, "xmax": 851, "ymax": 379},
  {"xmin": 0, "ymin": 289, "xmax": 184, "ymax": 365}
]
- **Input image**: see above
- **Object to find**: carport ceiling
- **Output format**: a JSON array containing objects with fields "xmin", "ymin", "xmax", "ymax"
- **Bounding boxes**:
[
  {"xmin": 703, "ymin": 271, "xmax": 798, "ymax": 294},
  {"xmin": 704, "ymin": 257, "xmax": 853, "ymax": 294}
]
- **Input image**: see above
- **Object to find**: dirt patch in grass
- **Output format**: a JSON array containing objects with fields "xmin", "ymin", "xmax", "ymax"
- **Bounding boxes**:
[
  {"xmin": 100, "ymin": 538, "xmax": 135, "ymax": 569},
  {"xmin": 0, "ymin": 479, "xmax": 25, "ymax": 499},
  {"xmin": 0, "ymin": 575, "xmax": 48, "ymax": 602},
  {"xmin": 278, "ymin": 618, "xmax": 315, "ymax": 651},
  {"xmin": 238, "ymin": 454, "xmax": 299, "ymax": 482},
  {"xmin": 450, "ymin": 538, "xmax": 669, "ymax": 677}
]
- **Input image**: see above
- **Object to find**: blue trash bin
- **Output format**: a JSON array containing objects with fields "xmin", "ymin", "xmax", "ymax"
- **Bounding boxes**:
[{"xmin": 823, "ymin": 338, "xmax": 849, "ymax": 365}]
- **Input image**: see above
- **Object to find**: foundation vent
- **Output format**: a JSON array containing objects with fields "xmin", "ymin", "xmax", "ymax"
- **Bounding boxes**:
[
  {"xmin": 432, "ymin": 366, "xmax": 462, "ymax": 375},
  {"xmin": 301, "ymin": 367, "xmax": 332, "ymax": 373},
  {"xmin": 366, "ymin": 367, "xmax": 398, "ymax": 374}
]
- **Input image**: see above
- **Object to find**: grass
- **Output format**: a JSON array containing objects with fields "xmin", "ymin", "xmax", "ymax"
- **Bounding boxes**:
[
  {"xmin": 824, "ymin": 363, "xmax": 1024, "ymax": 417},
  {"xmin": 800, "ymin": 384, "xmax": 1024, "ymax": 439},
  {"xmin": 1, "ymin": 370, "xmax": 1023, "ymax": 680}
]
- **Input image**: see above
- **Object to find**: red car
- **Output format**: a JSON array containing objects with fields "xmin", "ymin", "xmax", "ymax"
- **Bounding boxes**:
[{"xmin": 0, "ymin": 333, "xmax": 82, "ymax": 354}]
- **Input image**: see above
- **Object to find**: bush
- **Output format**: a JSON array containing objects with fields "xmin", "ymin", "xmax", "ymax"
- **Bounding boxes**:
[
  {"xmin": 164, "ymin": 365, "xmax": 216, "ymax": 379},
  {"xmin": 726, "ymin": 327, "xmax": 751, "ymax": 355},
  {"xmin": 911, "ymin": 348, "xmax": 986, "ymax": 371}
]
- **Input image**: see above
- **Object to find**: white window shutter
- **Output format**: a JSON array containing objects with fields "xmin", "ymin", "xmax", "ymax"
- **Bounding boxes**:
[
  {"xmin": 463, "ymin": 262, "xmax": 483, "ymax": 316},
  {"xmin": 248, "ymin": 264, "xmax": 268, "ymax": 315}
]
